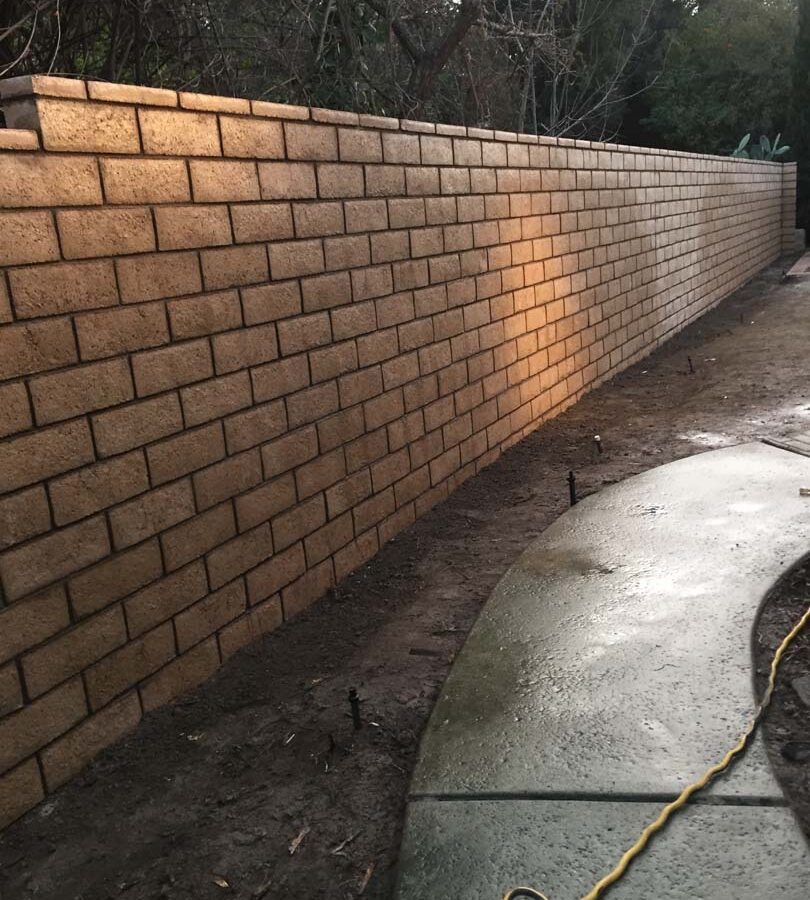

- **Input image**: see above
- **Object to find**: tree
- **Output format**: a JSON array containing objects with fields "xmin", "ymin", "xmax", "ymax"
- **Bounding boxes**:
[
  {"xmin": 645, "ymin": 0, "xmax": 797, "ymax": 154},
  {"xmin": 615, "ymin": 0, "xmax": 694, "ymax": 147},
  {"xmin": 362, "ymin": 0, "xmax": 482, "ymax": 117},
  {"xmin": 794, "ymin": 0, "xmax": 810, "ymax": 233},
  {"xmin": 0, "ymin": 0, "xmax": 680, "ymax": 141},
  {"xmin": 527, "ymin": 0, "xmax": 665, "ymax": 140}
]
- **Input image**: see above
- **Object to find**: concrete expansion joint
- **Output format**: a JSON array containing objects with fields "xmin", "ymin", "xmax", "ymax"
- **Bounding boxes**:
[{"xmin": 408, "ymin": 791, "xmax": 790, "ymax": 808}]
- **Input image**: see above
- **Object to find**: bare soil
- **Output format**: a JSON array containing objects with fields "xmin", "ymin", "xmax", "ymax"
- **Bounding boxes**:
[
  {"xmin": 2, "ymin": 261, "xmax": 810, "ymax": 900},
  {"xmin": 754, "ymin": 560, "xmax": 810, "ymax": 841}
]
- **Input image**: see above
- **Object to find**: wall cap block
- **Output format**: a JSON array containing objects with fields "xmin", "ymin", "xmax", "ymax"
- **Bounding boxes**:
[
  {"xmin": 87, "ymin": 81, "xmax": 178, "ymax": 107},
  {"xmin": 0, "ymin": 74, "xmax": 87, "ymax": 101},
  {"xmin": 179, "ymin": 91, "xmax": 251, "ymax": 114},
  {"xmin": 250, "ymin": 99, "xmax": 309, "ymax": 120},
  {"xmin": 312, "ymin": 107, "xmax": 359, "ymax": 126},
  {"xmin": 0, "ymin": 129, "xmax": 39, "ymax": 150}
]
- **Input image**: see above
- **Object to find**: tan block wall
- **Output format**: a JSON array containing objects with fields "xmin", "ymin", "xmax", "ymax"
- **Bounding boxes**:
[{"xmin": 0, "ymin": 75, "xmax": 795, "ymax": 828}]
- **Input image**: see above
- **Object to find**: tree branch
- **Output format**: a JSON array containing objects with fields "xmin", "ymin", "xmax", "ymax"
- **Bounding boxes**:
[
  {"xmin": 363, "ymin": 0, "xmax": 421, "ymax": 63},
  {"xmin": 408, "ymin": 0, "xmax": 482, "ymax": 113}
]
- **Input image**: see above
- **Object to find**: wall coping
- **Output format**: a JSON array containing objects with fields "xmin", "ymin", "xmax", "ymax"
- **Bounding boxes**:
[
  {"xmin": 0, "ymin": 74, "xmax": 789, "ymax": 169},
  {"xmin": 0, "ymin": 127, "xmax": 38, "ymax": 150}
]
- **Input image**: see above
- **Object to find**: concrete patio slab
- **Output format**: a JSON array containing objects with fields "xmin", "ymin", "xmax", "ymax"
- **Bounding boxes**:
[
  {"xmin": 764, "ymin": 426, "xmax": 810, "ymax": 458},
  {"xmin": 412, "ymin": 443, "xmax": 810, "ymax": 800},
  {"xmin": 787, "ymin": 250, "xmax": 810, "ymax": 277},
  {"xmin": 398, "ymin": 442, "xmax": 810, "ymax": 897},
  {"xmin": 397, "ymin": 799, "xmax": 810, "ymax": 900}
]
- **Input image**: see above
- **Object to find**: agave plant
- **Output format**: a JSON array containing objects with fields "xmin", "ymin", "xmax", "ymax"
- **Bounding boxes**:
[{"xmin": 731, "ymin": 133, "xmax": 791, "ymax": 160}]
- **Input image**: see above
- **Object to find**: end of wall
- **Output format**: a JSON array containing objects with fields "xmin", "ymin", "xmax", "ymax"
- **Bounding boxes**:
[{"xmin": 782, "ymin": 161, "xmax": 800, "ymax": 255}]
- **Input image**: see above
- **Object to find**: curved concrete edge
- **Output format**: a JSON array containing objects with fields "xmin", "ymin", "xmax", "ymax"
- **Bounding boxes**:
[{"xmin": 396, "ymin": 442, "xmax": 810, "ymax": 898}]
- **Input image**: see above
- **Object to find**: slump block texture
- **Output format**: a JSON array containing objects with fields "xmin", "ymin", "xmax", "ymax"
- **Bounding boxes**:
[{"xmin": 0, "ymin": 74, "xmax": 797, "ymax": 828}]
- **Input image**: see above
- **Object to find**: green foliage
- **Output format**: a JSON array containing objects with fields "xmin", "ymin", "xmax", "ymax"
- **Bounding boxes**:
[
  {"xmin": 732, "ymin": 133, "xmax": 753, "ymax": 155},
  {"xmin": 616, "ymin": 0, "xmax": 696, "ymax": 146},
  {"xmin": 731, "ymin": 132, "xmax": 791, "ymax": 159},
  {"xmin": 645, "ymin": 0, "xmax": 797, "ymax": 155}
]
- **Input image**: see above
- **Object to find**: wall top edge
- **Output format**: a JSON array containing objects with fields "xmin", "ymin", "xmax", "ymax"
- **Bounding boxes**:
[
  {"xmin": 0, "ymin": 127, "xmax": 39, "ymax": 150},
  {"xmin": 0, "ymin": 74, "xmax": 787, "ymax": 167}
]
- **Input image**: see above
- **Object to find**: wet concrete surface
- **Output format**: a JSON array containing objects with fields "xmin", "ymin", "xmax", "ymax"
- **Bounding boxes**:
[
  {"xmin": 398, "ymin": 443, "xmax": 810, "ymax": 897},
  {"xmin": 397, "ymin": 799, "xmax": 809, "ymax": 900}
]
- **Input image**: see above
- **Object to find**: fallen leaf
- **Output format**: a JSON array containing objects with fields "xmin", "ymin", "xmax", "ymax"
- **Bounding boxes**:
[
  {"xmin": 252, "ymin": 877, "xmax": 273, "ymax": 898},
  {"xmin": 330, "ymin": 830, "xmax": 361, "ymax": 855},
  {"xmin": 212, "ymin": 875, "xmax": 230, "ymax": 889},
  {"xmin": 358, "ymin": 862, "xmax": 375, "ymax": 894},
  {"xmin": 289, "ymin": 825, "xmax": 310, "ymax": 855}
]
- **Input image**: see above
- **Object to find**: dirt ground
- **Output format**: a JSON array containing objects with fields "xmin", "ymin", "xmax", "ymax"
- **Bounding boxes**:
[
  {"xmin": 2, "ymin": 260, "xmax": 810, "ymax": 900},
  {"xmin": 755, "ymin": 560, "xmax": 810, "ymax": 842}
]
